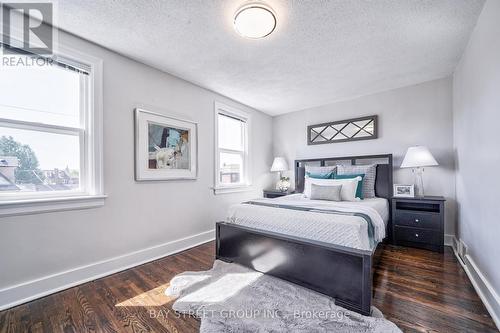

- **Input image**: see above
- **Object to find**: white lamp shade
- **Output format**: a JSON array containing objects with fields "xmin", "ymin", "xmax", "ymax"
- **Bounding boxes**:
[
  {"xmin": 401, "ymin": 146, "xmax": 439, "ymax": 168},
  {"xmin": 271, "ymin": 157, "xmax": 288, "ymax": 172}
]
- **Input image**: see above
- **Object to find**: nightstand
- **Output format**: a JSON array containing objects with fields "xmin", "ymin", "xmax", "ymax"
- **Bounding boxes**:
[
  {"xmin": 392, "ymin": 196, "xmax": 445, "ymax": 253},
  {"xmin": 263, "ymin": 189, "xmax": 294, "ymax": 198}
]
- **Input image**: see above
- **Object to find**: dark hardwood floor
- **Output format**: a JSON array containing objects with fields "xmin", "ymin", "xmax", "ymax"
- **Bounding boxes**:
[{"xmin": 0, "ymin": 242, "xmax": 497, "ymax": 333}]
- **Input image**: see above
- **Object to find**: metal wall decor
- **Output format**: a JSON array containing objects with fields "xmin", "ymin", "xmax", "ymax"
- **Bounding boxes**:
[{"xmin": 307, "ymin": 115, "xmax": 378, "ymax": 145}]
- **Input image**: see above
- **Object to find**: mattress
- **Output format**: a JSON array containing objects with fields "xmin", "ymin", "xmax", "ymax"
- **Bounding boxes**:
[{"xmin": 226, "ymin": 194, "xmax": 388, "ymax": 251}]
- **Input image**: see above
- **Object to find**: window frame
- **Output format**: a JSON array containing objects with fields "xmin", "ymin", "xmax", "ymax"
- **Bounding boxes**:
[
  {"xmin": 213, "ymin": 102, "xmax": 251, "ymax": 194},
  {"xmin": 0, "ymin": 41, "xmax": 105, "ymax": 216}
]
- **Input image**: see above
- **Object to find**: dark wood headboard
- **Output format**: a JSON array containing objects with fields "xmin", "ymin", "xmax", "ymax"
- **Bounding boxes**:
[{"xmin": 294, "ymin": 154, "xmax": 393, "ymax": 200}]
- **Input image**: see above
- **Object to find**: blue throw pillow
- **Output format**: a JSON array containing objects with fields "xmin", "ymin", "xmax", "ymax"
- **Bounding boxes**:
[
  {"xmin": 305, "ymin": 166, "xmax": 336, "ymax": 179},
  {"xmin": 334, "ymin": 174, "xmax": 365, "ymax": 199},
  {"xmin": 306, "ymin": 171, "xmax": 335, "ymax": 179}
]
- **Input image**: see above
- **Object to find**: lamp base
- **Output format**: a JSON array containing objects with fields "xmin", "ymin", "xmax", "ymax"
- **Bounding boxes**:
[
  {"xmin": 276, "ymin": 179, "xmax": 290, "ymax": 192},
  {"xmin": 413, "ymin": 167, "xmax": 425, "ymax": 197}
]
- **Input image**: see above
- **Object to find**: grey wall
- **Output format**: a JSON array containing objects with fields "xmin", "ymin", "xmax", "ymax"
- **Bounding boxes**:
[
  {"xmin": 453, "ymin": 0, "xmax": 500, "ymax": 294},
  {"xmin": 272, "ymin": 77, "xmax": 456, "ymax": 234},
  {"xmin": 0, "ymin": 31, "xmax": 273, "ymax": 293}
]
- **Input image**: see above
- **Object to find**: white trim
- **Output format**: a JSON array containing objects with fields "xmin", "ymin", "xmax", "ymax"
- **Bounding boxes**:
[
  {"xmin": 0, "ymin": 118, "xmax": 82, "ymax": 136},
  {"xmin": 74, "ymin": 45, "xmax": 104, "ymax": 196},
  {"xmin": 444, "ymin": 234, "xmax": 455, "ymax": 247},
  {"xmin": 213, "ymin": 185, "xmax": 254, "ymax": 195},
  {"xmin": 463, "ymin": 254, "xmax": 500, "ymax": 329},
  {"xmin": 0, "ymin": 37, "xmax": 105, "ymax": 213},
  {"xmin": 448, "ymin": 235, "xmax": 500, "ymax": 330},
  {"xmin": 0, "ymin": 229, "xmax": 214, "ymax": 310},
  {"xmin": 213, "ymin": 101, "xmax": 251, "ymax": 194},
  {"xmin": 0, "ymin": 195, "xmax": 106, "ymax": 217}
]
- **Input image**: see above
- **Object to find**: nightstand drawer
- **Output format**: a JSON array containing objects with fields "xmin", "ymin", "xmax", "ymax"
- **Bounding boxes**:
[
  {"xmin": 394, "ymin": 211, "xmax": 440, "ymax": 230},
  {"xmin": 394, "ymin": 226, "xmax": 441, "ymax": 245}
]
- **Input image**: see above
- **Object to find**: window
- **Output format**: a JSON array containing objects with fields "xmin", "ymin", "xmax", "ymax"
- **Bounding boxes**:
[
  {"xmin": 0, "ymin": 46, "xmax": 104, "ymax": 215},
  {"xmin": 214, "ymin": 102, "xmax": 250, "ymax": 193}
]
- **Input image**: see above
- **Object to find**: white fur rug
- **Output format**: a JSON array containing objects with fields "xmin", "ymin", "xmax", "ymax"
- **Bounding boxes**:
[{"xmin": 166, "ymin": 260, "xmax": 401, "ymax": 333}]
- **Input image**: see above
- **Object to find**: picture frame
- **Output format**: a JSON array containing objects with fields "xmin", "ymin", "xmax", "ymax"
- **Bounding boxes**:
[
  {"xmin": 307, "ymin": 115, "xmax": 378, "ymax": 145},
  {"xmin": 393, "ymin": 184, "xmax": 415, "ymax": 198},
  {"xmin": 135, "ymin": 108, "xmax": 198, "ymax": 181}
]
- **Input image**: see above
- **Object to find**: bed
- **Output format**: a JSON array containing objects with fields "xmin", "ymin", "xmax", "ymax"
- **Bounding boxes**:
[
  {"xmin": 227, "ymin": 195, "xmax": 390, "ymax": 251},
  {"xmin": 216, "ymin": 154, "xmax": 393, "ymax": 316}
]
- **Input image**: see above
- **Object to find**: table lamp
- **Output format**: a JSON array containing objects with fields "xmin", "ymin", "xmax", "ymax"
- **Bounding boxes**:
[
  {"xmin": 270, "ymin": 157, "xmax": 289, "ymax": 191},
  {"xmin": 401, "ymin": 146, "xmax": 438, "ymax": 197}
]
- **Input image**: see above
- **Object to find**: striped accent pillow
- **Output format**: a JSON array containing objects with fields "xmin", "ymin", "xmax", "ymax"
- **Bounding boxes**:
[{"xmin": 337, "ymin": 164, "xmax": 377, "ymax": 198}]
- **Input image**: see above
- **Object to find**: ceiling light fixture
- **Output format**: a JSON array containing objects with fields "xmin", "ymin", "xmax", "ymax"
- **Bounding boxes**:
[{"xmin": 234, "ymin": 3, "xmax": 276, "ymax": 39}]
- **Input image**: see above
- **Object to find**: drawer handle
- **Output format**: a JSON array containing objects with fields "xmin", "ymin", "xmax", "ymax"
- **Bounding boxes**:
[
  {"xmin": 415, "ymin": 233, "xmax": 419, "ymax": 238},
  {"xmin": 415, "ymin": 219, "xmax": 420, "ymax": 223}
]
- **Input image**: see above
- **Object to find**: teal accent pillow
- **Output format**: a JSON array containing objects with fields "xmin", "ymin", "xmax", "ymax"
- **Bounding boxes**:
[
  {"xmin": 334, "ymin": 174, "xmax": 365, "ymax": 199},
  {"xmin": 306, "ymin": 171, "xmax": 335, "ymax": 179},
  {"xmin": 305, "ymin": 166, "xmax": 336, "ymax": 179}
]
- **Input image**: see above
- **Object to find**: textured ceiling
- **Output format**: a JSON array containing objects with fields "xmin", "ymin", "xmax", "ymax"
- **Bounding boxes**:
[{"xmin": 56, "ymin": 0, "xmax": 484, "ymax": 115}]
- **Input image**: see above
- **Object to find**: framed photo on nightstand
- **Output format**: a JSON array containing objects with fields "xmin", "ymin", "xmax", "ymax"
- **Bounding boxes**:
[{"xmin": 393, "ymin": 184, "xmax": 415, "ymax": 198}]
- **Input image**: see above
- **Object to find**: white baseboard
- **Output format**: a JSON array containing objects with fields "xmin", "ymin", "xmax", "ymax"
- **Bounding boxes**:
[
  {"xmin": 444, "ymin": 234, "xmax": 455, "ymax": 247},
  {"xmin": 0, "ymin": 229, "xmax": 215, "ymax": 311},
  {"xmin": 448, "ymin": 235, "xmax": 500, "ymax": 330}
]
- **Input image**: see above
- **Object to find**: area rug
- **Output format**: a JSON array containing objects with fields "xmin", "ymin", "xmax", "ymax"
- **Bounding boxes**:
[{"xmin": 165, "ymin": 260, "xmax": 401, "ymax": 333}]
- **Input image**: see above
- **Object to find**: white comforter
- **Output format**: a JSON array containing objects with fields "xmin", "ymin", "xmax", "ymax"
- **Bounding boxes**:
[{"xmin": 226, "ymin": 194, "xmax": 387, "ymax": 251}]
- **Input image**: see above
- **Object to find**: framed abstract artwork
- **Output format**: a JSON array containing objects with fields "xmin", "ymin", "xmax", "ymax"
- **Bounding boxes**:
[
  {"xmin": 135, "ymin": 108, "xmax": 198, "ymax": 181},
  {"xmin": 307, "ymin": 115, "xmax": 378, "ymax": 145}
]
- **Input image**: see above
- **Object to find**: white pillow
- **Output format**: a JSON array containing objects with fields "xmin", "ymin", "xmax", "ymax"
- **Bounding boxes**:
[{"xmin": 304, "ymin": 177, "xmax": 361, "ymax": 202}]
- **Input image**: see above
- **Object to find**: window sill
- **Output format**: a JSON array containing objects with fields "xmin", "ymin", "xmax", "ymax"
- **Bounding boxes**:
[
  {"xmin": 213, "ymin": 185, "xmax": 253, "ymax": 195},
  {"xmin": 0, "ymin": 194, "xmax": 107, "ymax": 217}
]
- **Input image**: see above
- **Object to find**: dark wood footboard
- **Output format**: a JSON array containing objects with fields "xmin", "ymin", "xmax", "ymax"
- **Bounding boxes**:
[{"xmin": 216, "ymin": 222, "xmax": 376, "ymax": 316}]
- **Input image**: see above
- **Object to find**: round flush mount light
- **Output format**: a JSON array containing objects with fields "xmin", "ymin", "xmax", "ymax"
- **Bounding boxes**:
[{"xmin": 234, "ymin": 3, "xmax": 276, "ymax": 39}]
